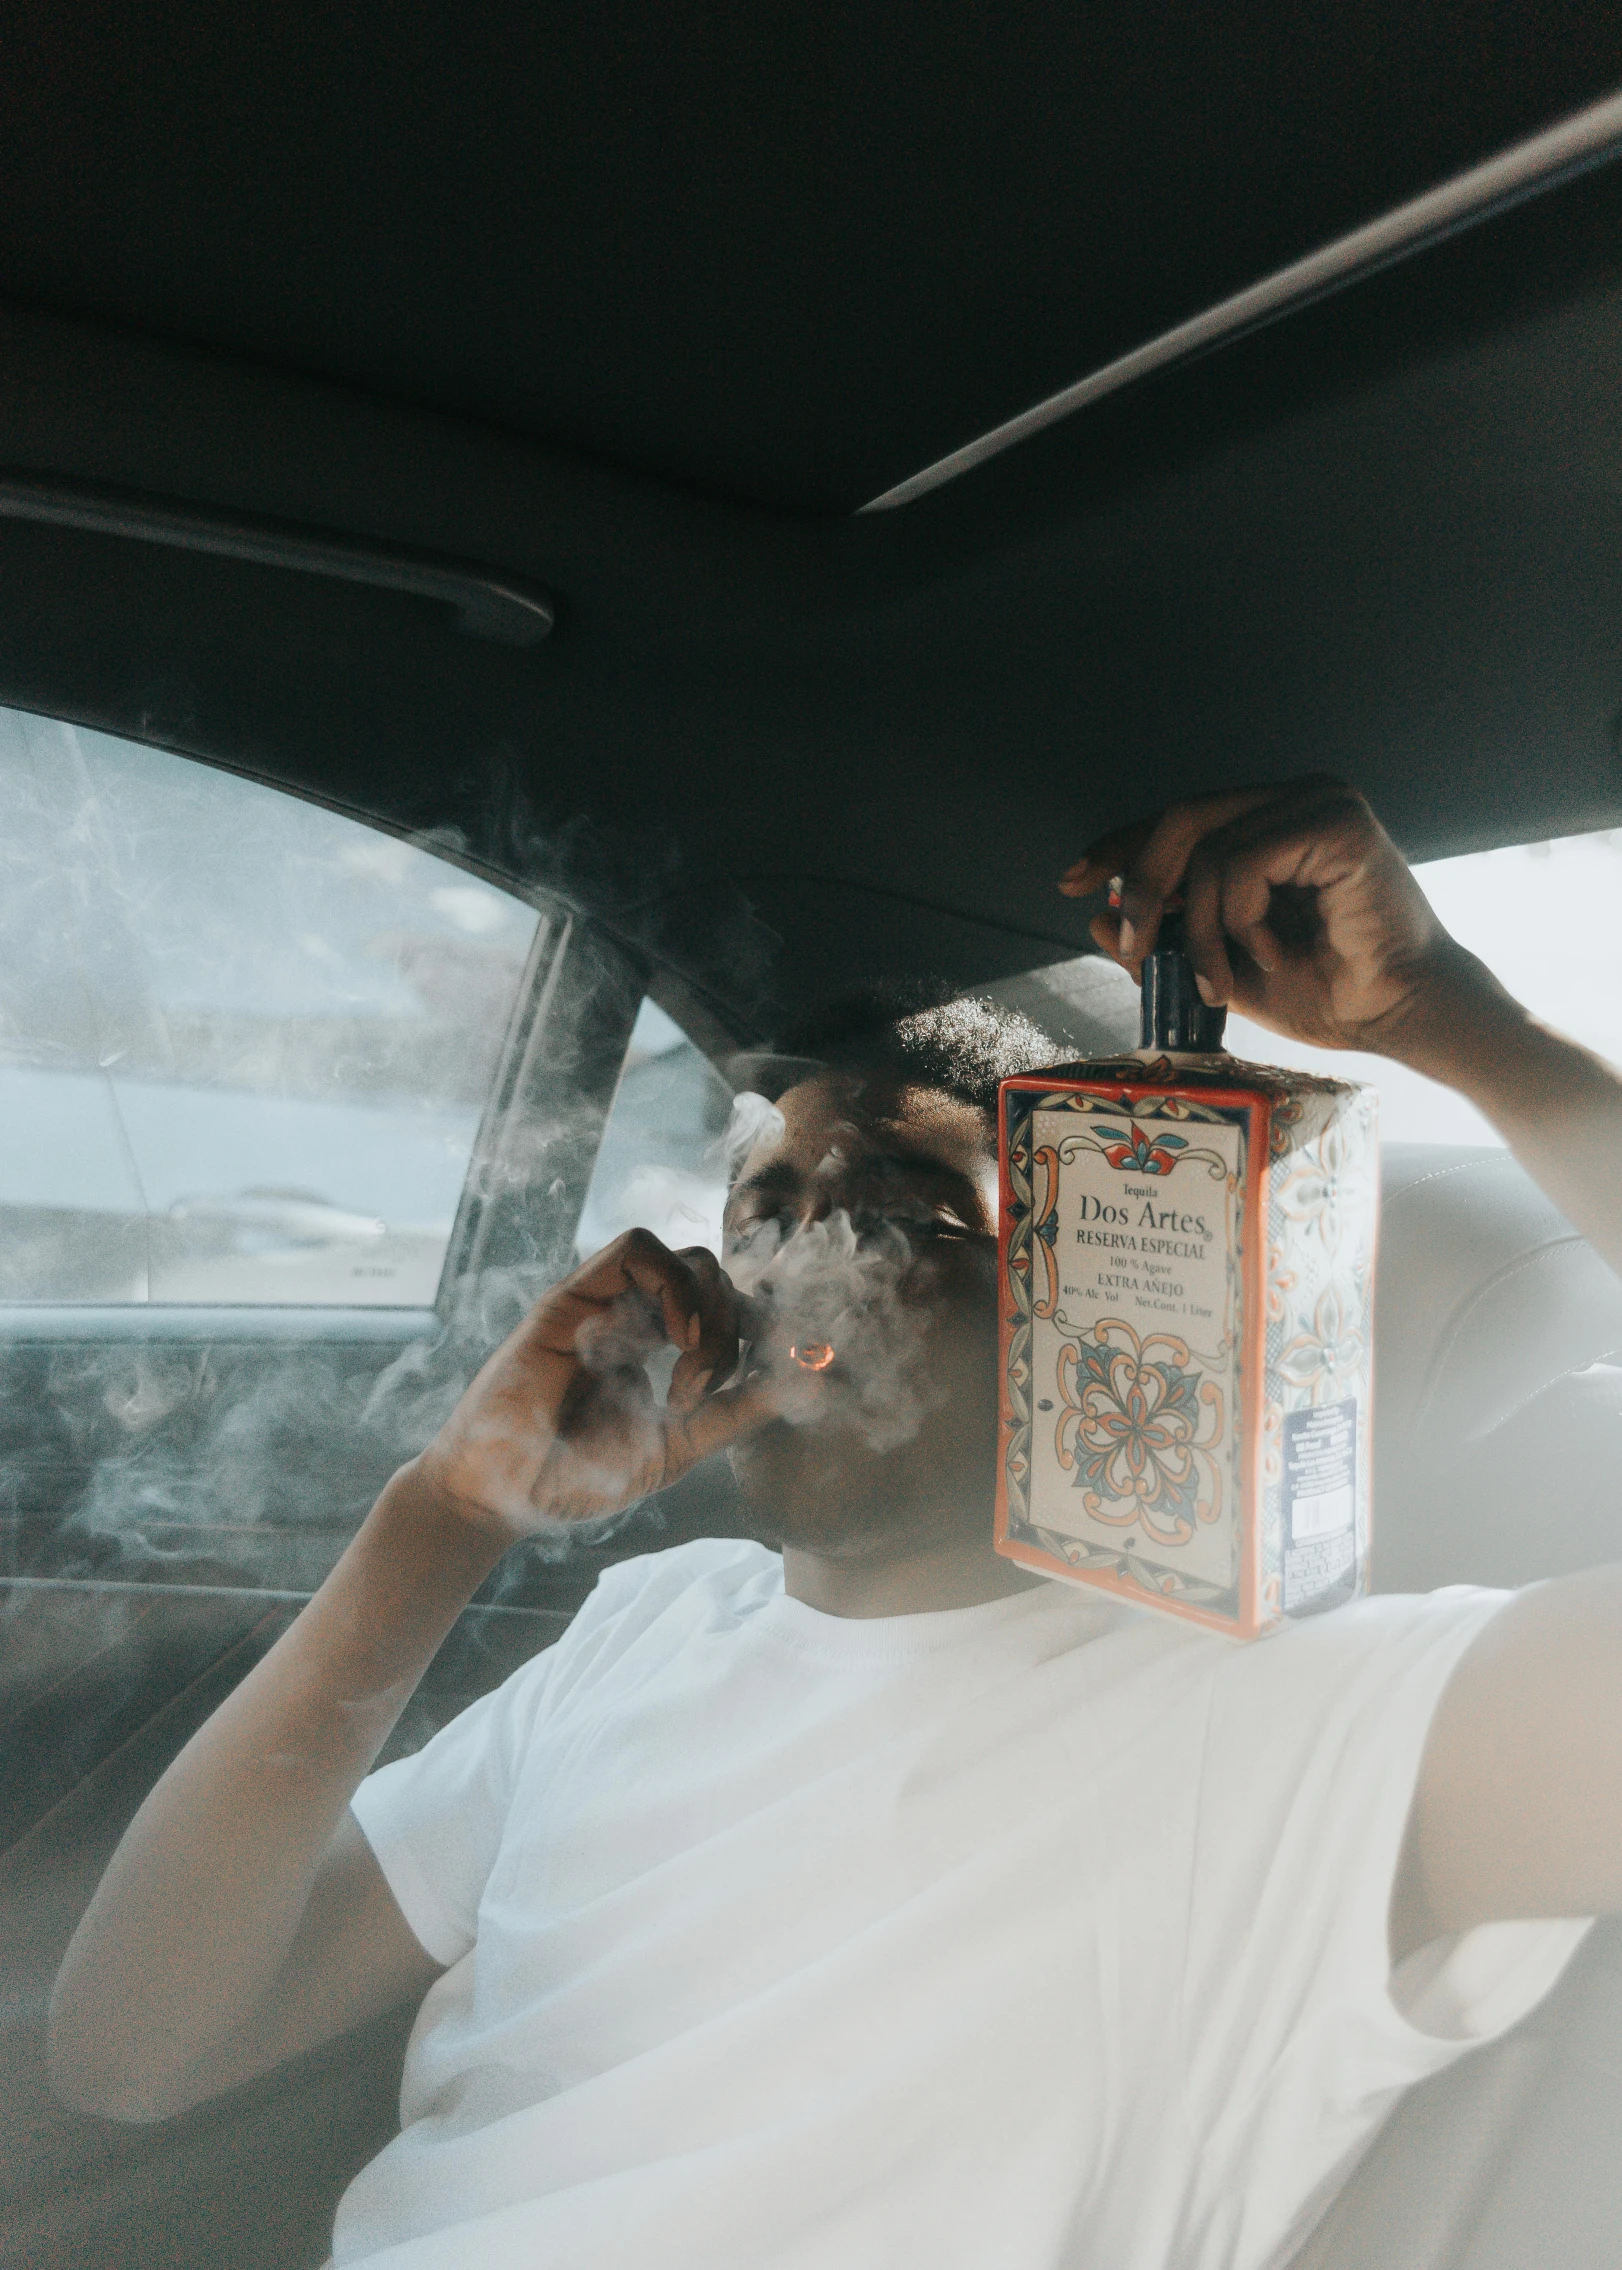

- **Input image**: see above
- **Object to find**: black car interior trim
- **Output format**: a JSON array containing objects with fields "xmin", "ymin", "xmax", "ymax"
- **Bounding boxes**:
[
  {"xmin": 439, "ymin": 912, "xmax": 646, "ymax": 1299},
  {"xmin": 862, "ymin": 83, "xmax": 1622, "ymax": 510},
  {"xmin": 0, "ymin": 472, "xmax": 554, "ymax": 647}
]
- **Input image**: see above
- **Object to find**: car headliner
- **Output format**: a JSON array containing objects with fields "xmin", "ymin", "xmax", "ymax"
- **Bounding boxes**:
[{"xmin": 2, "ymin": 3, "xmax": 1622, "ymax": 1037}]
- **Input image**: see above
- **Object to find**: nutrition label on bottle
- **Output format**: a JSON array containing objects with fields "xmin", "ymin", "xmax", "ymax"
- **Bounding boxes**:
[{"xmin": 1282, "ymin": 1399, "xmax": 1359, "ymax": 1612}]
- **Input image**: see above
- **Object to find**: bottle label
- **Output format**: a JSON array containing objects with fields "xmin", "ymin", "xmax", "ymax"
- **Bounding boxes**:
[
  {"xmin": 1281, "ymin": 1398, "xmax": 1359, "ymax": 1612},
  {"xmin": 1018, "ymin": 1097, "xmax": 1248, "ymax": 1612},
  {"xmin": 1000, "ymin": 1068, "xmax": 1377, "ymax": 1638}
]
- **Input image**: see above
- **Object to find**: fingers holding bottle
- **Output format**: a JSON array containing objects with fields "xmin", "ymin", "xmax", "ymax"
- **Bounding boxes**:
[
  {"xmin": 1060, "ymin": 776, "xmax": 1471, "ymax": 1052},
  {"xmin": 1060, "ymin": 788, "xmax": 1277, "ymax": 967}
]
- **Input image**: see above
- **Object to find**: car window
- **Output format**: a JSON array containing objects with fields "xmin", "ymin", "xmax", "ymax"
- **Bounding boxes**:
[
  {"xmin": 1223, "ymin": 828, "xmax": 1622, "ymax": 1143},
  {"xmin": 574, "ymin": 997, "xmax": 734, "ymax": 1258},
  {"xmin": 0, "ymin": 707, "xmax": 541, "ymax": 1306}
]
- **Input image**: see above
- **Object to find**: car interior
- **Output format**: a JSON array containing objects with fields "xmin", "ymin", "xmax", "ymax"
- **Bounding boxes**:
[{"xmin": 4, "ymin": 8, "xmax": 1622, "ymax": 2265}]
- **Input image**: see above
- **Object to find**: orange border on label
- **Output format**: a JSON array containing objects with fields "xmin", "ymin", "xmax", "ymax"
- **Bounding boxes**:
[{"xmin": 995, "ymin": 1071, "xmax": 1273, "ymax": 1641}]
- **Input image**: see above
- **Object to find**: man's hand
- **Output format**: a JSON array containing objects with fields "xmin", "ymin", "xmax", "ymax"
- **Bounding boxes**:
[
  {"xmin": 1060, "ymin": 773, "xmax": 1622, "ymax": 1279},
  {"xmin": 417, "ymin": 1231, "xmax": 778, "ymax": 1540},
  {"xmin": 1065, "ymin": 775, "xmax": 1622, "ymax": 1956},
  {"xmin": 50, "ymin": 1232, "xmax": 778, "ymax": 2124},
  {"xmin": 1060, "ymin": 776, "xmax": 1467, "ymax": 1057}
]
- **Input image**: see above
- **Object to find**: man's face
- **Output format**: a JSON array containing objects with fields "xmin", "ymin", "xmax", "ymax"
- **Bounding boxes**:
[{"xmin": 722, "ymin": 1072, "xmax": 1003, "ymax": 1561}]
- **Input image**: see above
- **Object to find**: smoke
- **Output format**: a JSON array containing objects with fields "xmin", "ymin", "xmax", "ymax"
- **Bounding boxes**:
[
  {"xmin": 0, "ymin": 714, "xmax": 706, "ymax": 1592},
  {"xmin": 4, "ymin": 1259, "xmax": 659, "ymax": 1594},
  {"xmin": 0, "ymin": 712, "xmax": 946, "ymax": 1613},
  {"xmin": 29, "ymin": 1338, "xmax": 403, "ymax": 1589},
  {"xmin": 722, "ymin": 1091, "xmax": 785, "ymax": 1180},
  {"xmin": 360, "ymin": 1262, "xmax": 654, "ymax": 1566},
  {"xmin": 727, "ymin": 1207, "xmax": 941, "ymax": 1455}
]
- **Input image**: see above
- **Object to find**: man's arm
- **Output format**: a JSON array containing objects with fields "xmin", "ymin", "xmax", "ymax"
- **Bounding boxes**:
[
  {"xmin": 1375, "ymin": 965, "xmax": 1622, "ymax": 1952},
  {"xmin": 47, "ymin": 1470, "xmax": 491, "ymax": 2122},
  {"xmin": 1064, "ymin": 779, "xmax": 1622, "ymax": 1956},
  {"xmin": 1387, "ymin": 963, "xmax": 1622, "ymax": 1278},
  {"xmin": 48, "ymin": 1233, "xmax": 768, "ymax": 2122}
]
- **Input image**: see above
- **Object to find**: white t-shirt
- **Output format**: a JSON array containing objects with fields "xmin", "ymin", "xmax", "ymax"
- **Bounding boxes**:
[{"xmin": 340, "ymin": 1540, "xmax": 1588, "ymax": 2270}]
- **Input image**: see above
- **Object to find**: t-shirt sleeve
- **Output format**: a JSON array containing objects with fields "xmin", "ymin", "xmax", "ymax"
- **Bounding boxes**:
[
  {"xmin": 1178, "ymin": 1587, "xmax": 1591, "ymax": 2250},
  {"xmin": 349, "ymin": 1646, "xmax": 561, "ymax": 1967},
  {"xmin": 348, "ymin": 1543, "xmax": 721, "ymax": 1966}
]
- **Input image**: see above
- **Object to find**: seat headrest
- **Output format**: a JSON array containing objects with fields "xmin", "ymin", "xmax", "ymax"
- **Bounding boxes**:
[{"xmin": 1376, "ymin": 1145, "xmax": 1622, "ymax": 1452}]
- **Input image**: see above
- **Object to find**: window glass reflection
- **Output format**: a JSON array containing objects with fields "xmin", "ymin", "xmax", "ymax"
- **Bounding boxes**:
[{"xmin": 0, "ymin": 709, "xmax": 540, "ymax": 1304}]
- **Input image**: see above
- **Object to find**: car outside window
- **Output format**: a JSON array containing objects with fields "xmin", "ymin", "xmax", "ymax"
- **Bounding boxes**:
[{"xmin": 0, "ymin": 707, "xmax": 541, "ymax": 1306}]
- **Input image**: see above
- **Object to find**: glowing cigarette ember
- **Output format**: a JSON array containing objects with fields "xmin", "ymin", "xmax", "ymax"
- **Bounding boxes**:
[{"xmin": 788, "ymin": 1340, "xmax": 836, "ymax": 1373}]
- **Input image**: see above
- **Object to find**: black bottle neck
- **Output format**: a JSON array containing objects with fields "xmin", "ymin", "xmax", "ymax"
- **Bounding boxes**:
[{"xmin": 1139, "ymin": 910, "xmax": 1229, "ymax": 1052}]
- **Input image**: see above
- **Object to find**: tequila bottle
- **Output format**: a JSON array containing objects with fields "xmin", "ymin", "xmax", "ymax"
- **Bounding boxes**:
[{"xmin": 996, "ymin": 913, "xmax": 1377, "ymax": 1637}]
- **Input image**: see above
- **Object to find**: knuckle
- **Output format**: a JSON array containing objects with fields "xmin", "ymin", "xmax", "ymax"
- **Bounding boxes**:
[
  {"xmin": 1180, "ymin": 890, "xmax": 1217, "ymax": 938},
  {"xmin": 1298, "ymin": 777, "xmax": 1368, "ymax": 830},
  {"xmin": 1135, "ymin": 848, "xmax": 1184, "ymax": 894}
]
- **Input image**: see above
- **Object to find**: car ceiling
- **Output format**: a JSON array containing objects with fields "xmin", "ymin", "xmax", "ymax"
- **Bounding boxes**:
[{"xmin": 3, "ymin": 3, "xmax": 1622, "ymax": 1038}]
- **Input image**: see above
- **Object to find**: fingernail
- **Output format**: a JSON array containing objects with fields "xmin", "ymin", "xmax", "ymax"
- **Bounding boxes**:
[
  {"xmin": 692, "ymin": 1367, "xmax": 713, "ymax": 1395},
  {"xmin": 1194, "ymin": 973, "xmax": 1217, "ymax": 1005},
  {"xmin": 1117, "ymin": 916, "xmax": 1136, "ymax": 960}
]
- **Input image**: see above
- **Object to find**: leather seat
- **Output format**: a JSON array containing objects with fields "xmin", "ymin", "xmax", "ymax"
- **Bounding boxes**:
[
  {"xmin": 1372, "ymin": 1145, "xmax": 1622, "ymax": 1594},
  {"xmin": 1292, "ymin": 1144, "xmax": 1622, "ymax": 2268}
]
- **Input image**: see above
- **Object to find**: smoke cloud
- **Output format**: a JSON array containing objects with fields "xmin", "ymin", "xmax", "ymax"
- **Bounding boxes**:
[{"xmin": 727, "ymin": 1207, "xmax": 940, "ymax": 1456}]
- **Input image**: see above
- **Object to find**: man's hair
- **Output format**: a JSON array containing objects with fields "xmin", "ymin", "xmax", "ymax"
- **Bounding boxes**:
[{"xmin": 777, "ymin": 982, "xmax": 1056, "ymax": 1115}]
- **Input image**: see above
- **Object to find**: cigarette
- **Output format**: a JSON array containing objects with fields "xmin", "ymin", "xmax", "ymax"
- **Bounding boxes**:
[{"xmin": 731, "ymin": 1292, "xmax": 836, "ymax": 1373}]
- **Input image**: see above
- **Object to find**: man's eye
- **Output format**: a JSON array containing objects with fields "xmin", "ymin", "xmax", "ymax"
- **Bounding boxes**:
[
  {"xmin": 853, "ymin": 1206, "xmax": 974, "ymax": 1244},
  {"xmin": 727, "ymin": 1214, "xmax": 789, "ymax": 1251}
]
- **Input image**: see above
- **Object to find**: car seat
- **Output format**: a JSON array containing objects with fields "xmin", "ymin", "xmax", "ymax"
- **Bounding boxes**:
[{"xmin": 1289, "ymin": 1145, "xmax": 1622, "ymax": 2269}]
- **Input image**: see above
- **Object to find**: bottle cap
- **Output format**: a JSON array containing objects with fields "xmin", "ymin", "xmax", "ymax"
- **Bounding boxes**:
[{"xmin": 1139, "ymin": 904, "xmax": 1228, "ymax": 1052}]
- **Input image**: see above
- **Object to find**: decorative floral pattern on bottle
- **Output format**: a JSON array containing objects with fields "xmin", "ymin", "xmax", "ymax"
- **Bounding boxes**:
[
  {"xmin": 1055, "ymin": 1317, "xmax": 1226, "ymax": 1544},
  {"xmin": 999, "ymin": 1057, "xmax": 1376, "ymax": 1637},
  {"xmin": 1058, "ymin": 1120, "xmax": 1228, "ymax": 1181},
  {"xmin": 1276, "ymin": 1110, "xmax": 1371, "ymax": 1260},
  {"xmin": 1277, "ymin": 1281, "xmax": 1367, "ymax": 1405}
]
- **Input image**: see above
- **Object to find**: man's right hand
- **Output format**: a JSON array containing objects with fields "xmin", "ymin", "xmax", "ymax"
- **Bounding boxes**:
[
  {"xmin": 1061, "ymin": 773, "xmax": 1622, "ymax": 1291},
  {"xmin": 416, "ymin": 1231, "xmax": 780, "ymax": 1541},
  {"xmin": 1059, "ymin": 777, "xmax": 1468, "ymax": 1058},
  {"xmin": 50, "ymin": 1229, "xmax": 780, "ymax": 2126}
]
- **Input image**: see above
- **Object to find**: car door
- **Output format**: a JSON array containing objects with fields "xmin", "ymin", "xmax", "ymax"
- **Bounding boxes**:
[{"xmin": 0, "ymin": 704, "xmax": 738, "ymax": 2270}]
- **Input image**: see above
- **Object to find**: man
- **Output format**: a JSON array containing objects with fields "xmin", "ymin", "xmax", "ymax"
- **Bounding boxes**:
[{"xmin": 47, "ymin": 780, "xmax": 1622, "ymax": 2269}]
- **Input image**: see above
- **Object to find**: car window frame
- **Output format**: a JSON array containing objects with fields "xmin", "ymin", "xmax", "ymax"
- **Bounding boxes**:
[{"xmin": 0, "ymin": 718, "xmax": 648, "ymax": 1346}]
